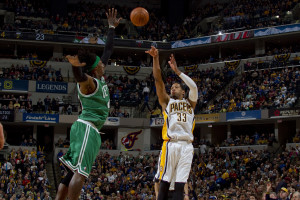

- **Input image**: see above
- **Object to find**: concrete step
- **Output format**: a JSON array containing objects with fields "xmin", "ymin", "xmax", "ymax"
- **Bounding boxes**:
[
  {"xmin": 45, "ymin": 162, "xmax": 57, "ymax": 199},
  {"xmin": 54, "ymin": 163, "xmax": 63, "ymax": 190}
]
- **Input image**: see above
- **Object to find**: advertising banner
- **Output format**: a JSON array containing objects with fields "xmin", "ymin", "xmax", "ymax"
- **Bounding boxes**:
[
  {"xmin": 36, "ymin": 81, "xmax": 68, "ymax": 94},
  {"xmin": 171, "ymin": 36, "xmax": 211, "ymax": 48},
  {"xmin": 226, "ymin": 110, "xmax": 261, "ymax": 121},
  {"xmin": 120, "ymin": 130, "xmax": 143, "ymax": 150},
  {"xmin": 211, "ymin": 30, "xmax": 254, "ymax": 43},
  {"xmin": 195, "ymin": 113, "xmax": 220, "ymax": 123},
  {"xmin": 0, "ymin": 109, "xmax": 14, "ymax": 122},
  {"xmin": 0, "ymin": 79, "xmax": 28, "ymax": 91},
  {"xmin": 269, "ymin": 108, "xmax": 300, "ymax": 118},
  {"xmin": 254, "ymin": 24, "xmax": 300, "ymax": 37},
  {"xmin": 104, "ymin": 117, "xmax": 120, "ymax": 126},
  {"xmin": 150, "ymin": 118, "xmax": 164, "ymax": 127},
  {"xmin": 23, "ymin": 113, "xmax": 59, "ymax": 123}
]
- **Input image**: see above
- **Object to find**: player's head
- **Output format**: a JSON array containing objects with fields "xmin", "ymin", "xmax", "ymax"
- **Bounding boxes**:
[
  {"xmin": 78, "ymin": 48, "xmax": 105, "ymax": 78},
  {"xmin": 171, "ymin": 83, "xmax": 185, "ymax": 100}
]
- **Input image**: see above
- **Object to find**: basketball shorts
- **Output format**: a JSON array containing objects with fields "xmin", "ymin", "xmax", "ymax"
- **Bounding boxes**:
[
  {"xmin": 60, "ymin": 119, "xmax": 101, "ymax": 178},
  {"xmin": 154, "ymin": 140, "xmax": 193, "ymax": 183}
]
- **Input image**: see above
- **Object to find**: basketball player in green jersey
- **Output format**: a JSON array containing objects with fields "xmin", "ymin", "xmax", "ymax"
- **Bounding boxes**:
[{"xmin": 55, "ymin": 8, "xmax": 121, "ymax": 200}]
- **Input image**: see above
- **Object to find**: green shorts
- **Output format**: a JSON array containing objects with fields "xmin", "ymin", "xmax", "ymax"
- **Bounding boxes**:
[{"xmin": 60, "ymin": 119, "xmax": 101, "ymax": 178}]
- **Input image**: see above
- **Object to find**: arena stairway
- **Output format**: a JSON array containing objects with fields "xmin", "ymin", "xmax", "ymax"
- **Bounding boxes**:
[
  {"xmin": 45, "ymin": 160, "xmax": 58, "ymax": 198},
  {"xmin": 207, "ymin": 68, "xmax": 241, "ymax": 107},
  {"xmin": 54, "ymin": 162, "xmax": 63, "ymax": 190},
  {"xmin": 267, "ymin": 142, "xmax": 280, "ymax": 154}
]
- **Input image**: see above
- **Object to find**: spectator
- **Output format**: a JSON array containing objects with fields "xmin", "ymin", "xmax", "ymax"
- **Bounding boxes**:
[
  {"xmin": 67, "ymin": 104, "xmax": 72, "ymax": 115},
  {"xmin": 123, "ymin": 110, "xmax": 130, "ymax": 118},
  {"xmin": 140, "ymin": 93, "xmax": 152, "ymax": 112},
  {"xmin": 44, "ymin": 96, "xmax": 50, "ymax": 112},
  {"xmin": 2, "ymin": 159, "xmax": 12, "ymax": 172},
  {"xmin": 291, "ymin": 192, "xmax": 300, "ymax": 200},
  {"xmin": 57, "ymin": 150, "xmax": 64, "ymax": 160},
  {"xmin": 280, "ymin": 188, "xmax": 290, "ymax": 200},
  {"xmin": 150, "ymin": 107, "xmax": 161, "ymax": 118},
  {"xmin": 142, "ymin": 84, "xmax": 150, "ymax": 97}
]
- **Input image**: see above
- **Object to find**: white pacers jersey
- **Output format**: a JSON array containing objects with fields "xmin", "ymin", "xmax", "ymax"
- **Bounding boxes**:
[{"xmin": 162, "ymin": 98, "xmax": 195, "ymax": 142}]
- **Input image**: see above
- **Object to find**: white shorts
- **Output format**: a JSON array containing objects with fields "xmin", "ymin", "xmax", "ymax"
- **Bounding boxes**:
[
  {"xmin": 154, "ymin": 140, "xmax": 193, "ymax": 183},
  {"xmin": 154, "ymin": 169, "xmax": 175, "ymax": 190}
]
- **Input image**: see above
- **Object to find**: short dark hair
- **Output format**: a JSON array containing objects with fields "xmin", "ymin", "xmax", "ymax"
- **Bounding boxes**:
[
  {"xmin": 173, "ymin": 82, "xmax": 185, "ymax": 90},
  {"xmin": 179, "ymin": 83, "xmax": 186, "ymax": 90},
  {"xmin": 77, "ymin": 48, "xmax": 97, "ymax": 74}
]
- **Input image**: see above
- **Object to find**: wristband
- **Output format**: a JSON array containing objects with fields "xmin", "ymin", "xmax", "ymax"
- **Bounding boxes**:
[{"xmin": 184, "ymin": 194, "xmax": 189, "ymax": 196}]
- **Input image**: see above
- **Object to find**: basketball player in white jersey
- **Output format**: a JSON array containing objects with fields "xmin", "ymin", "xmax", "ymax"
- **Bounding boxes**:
[{"xmin": 146, "ymin": 46, "xmax": 198, "ymax": 200}]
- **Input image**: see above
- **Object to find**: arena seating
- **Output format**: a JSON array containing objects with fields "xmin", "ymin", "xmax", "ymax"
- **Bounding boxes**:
[
  {"xmin": 0, "ymin": 65, "xmax": 63, "ymax": 82},
  {"xmin": 206, "ymin": 66, "xmax": 299, "ymax": 113},
  {"xmin": 0, "ymin": 148, "xmax": 51, "ymax": 199},
  {"xmin": 0, "ymin": 94, "xmax": 33, "ymax": 113},
  {"xmin": 2, "ymin": 0, "xmax": 299, "ymax": 41},
  {"xmin": 166, "ymin": 65, "xmax": 236, "ymax": 114},
  {"xmin": 56, "ymin": 146, "xmax": 300, "ymax": 199},
  {"xmin": 222, "ymin": 132, "xmax": 276, "ymax": 146},
  {"xmin": 214, "ymin": 0, "xmax": 297, "ymax": 35}
]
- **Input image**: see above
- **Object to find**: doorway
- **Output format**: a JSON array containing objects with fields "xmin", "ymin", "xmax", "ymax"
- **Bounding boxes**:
[{"xmin": 37, "ymin": 125, "xmax": 54, "ymax": 153}]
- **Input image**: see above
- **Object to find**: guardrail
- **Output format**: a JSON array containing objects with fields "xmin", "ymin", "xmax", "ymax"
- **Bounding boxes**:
[{"xmin": 0, "ymin": 23, "xmax": 299, "ymax": 49}]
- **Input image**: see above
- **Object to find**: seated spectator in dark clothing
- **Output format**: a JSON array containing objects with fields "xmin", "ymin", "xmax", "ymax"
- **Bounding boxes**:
[{"xmin": 123, "ymin": 110, "xmax": 130, "ymax": 118}]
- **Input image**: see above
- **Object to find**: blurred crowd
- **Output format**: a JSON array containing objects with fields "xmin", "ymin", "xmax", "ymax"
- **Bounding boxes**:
[
  {"xmin": 204, "ymin": 66, "xmax": 299, "ymax": 113},
  {"xmin": 0, "ymin": 56, "xmax": 299, "ymax": 116},
  {"xmin": 56, "ymin": 145, "xmax": 300, "ymax": 199},
  {"xmin": 0, "ymin": 93, "xmax": 77, "ymax": 115},
  {"xmin": 55, "ymin": 138, "xmax": 70, "ymax": 148},
  {"xmin": 34, "ymin": 95, "xmax": 73, "ymax": 115},
  {"xmin": 100, "ymin": 139, "xmax": 116, "ymax": 150},
  {"xmin": 166, "ymin": 66, "xmax": 236, "ymax": 114},
  {"xmin": 20, "ymin": 134, "xmax": 37, "ymax": 147},
  {"xmin": 0, "ymin": 94, "xmax": 33, "ymax": 113},
  {"xmin": 211, "ymin": 0, "xmax": 297, "ymax": 35},
  {"xmin": 0, "ymin": 65, "xmax": 64, "ymax": 82},
  {"xmin": 2, "ymin": 0, "xmax": 298, "ymax": 41},
  {"xmin": 105, "ymin": 74, "xmax": 154, "ymax": 109},
  {"xmin": 0, "ymin": 148, "xmax": 51, "ymax": 200},
  {"xmin": 222, "ymin": 132, "xmax": 276, "ymax": 147}
]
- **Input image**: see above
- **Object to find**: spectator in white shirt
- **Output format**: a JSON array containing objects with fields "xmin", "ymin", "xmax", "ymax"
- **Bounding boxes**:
[
  {"xmin": 2, "ymin": 159, "xmax": 12, "ymax": 172},
  {"xmin": 200, "ymin": 143, "xmax": 207, "ymax": 154},
  {"xmin": 281, "ymin": 84, "xmax": 287, "ymax": 94},
  {"xmin": 142, "ymin": 84, "xmax": 150, "ymax": 95}
]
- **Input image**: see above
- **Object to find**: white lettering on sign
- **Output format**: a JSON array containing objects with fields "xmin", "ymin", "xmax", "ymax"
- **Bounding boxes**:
[{"xmin": 37, "ymin": 83, "xmax": 67, "ymax": 91}]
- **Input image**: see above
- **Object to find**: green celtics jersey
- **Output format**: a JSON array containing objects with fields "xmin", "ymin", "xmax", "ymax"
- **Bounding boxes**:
[{"xmin": 77, "ymin": 77, "xmax": 110, "ymax": 130}]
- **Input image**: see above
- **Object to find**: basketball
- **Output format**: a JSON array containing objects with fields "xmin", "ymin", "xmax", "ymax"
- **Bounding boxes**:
[{"xmin": 130, "ymin": 7, "xmax": 149, "ymax": 27}]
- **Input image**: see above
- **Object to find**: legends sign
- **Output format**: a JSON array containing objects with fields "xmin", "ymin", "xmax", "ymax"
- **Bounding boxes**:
[{"xmin": 36, "ymin": 81, "xmax": 68, "ymax": 94}]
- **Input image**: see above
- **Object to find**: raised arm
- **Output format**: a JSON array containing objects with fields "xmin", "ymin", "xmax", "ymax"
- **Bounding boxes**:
[
  {"xmin": 145, "ymin": 46, "xmax": 170, "ymax": 111},
  {"xmin": 101, "ymin": 8, "xmax": 122, "ymax": 66},
  {"xmin": 66, "ymin": 8, "xmax": 121, "ymax": 95},
  {"xmin": 168, "ymin": 54, "xmax": 198, "ymax": 109},
  {"xmin": 66, "ymin": 53, "xmax": 98, "ymax": 95}
]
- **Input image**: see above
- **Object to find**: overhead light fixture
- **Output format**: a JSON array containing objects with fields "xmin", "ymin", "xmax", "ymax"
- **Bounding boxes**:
[{"xmin": 218, "ymin": 31, "xmax": 222, "ymax": 35}]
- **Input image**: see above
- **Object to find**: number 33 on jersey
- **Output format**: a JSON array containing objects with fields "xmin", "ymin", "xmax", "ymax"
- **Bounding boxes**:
[{"xmin": 162, "ymin": 98, "xmax": 195, "ymax": 141}]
